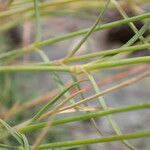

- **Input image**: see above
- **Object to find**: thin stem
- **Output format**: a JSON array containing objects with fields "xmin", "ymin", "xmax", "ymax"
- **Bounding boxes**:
[
  {"xmin": 0, "ymin": 13, "xmax": 149, "ymax": 63},
  {"xmin": 39, "ymin": 90, "xmax": 83, "ymax": 120},
  {"xmin": 111, "ymin": 0, "xmax": 146, "ymax": 44},
  {"xmin": 70, "ymin": 75, "xmax": 103, "ymax": 135},
  {"xmin": 31, "ymin": 80, "xmax": 85, "ymax": 122},
  {"xmin": 84, "ymin": 70, "xmax": 135, "ymax": 149},
  {"xmin": 20, "ymin": 103, "xmax": 150, "ymax": 133},
  {"xmin": 0, "ymin": 0, "xmax": 81, "ymax": 18},
  {"xmin": 83, "ymin": 56, "xmax": 150, "ymax": 72},
  {"xmin": 63, "ymin": 0, "xmax": 110, "ymax": 61},
  {"xmin": 0, "ymin": 144, "xmax": 17, "ymax": 149},
  {"xmin": 59, "ymin": 71, "xmax": 150, "ymax": 111},
  {"xmin": 0, "ymin": 56, "xmax": 150, "ymax": 73},
  {"xmin": 64, "ymin": 44, "xmax": 150, "ymax": 63},
  {"xmin": 123, "ymin": 20, "xmax": 150, "ymax": 47},
  {"xmin": 39, "ymin": 131, "xmax": 150, "ymax": 149},
  {"xmin": 34, "ymin": 0, "xmax": 41, "ymax": 41}
]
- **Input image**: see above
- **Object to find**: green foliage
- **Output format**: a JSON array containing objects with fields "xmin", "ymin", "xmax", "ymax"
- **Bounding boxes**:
[{"xmin": 0, "ymin": 0, "xmax": 149, "ymax": 150}]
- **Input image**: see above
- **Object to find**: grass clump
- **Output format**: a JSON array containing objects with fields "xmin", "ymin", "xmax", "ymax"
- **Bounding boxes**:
[{"xmin": 0, "ymin": 0, "xmax": 150, "ymax": 150}]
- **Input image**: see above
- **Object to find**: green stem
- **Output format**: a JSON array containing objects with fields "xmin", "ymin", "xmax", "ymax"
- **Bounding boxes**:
[
  {"xmin": 63, "ymin": 0, "xmax": 110, "ymax": 61},
  {"xmin": 0, "ymin": 56, "xmax": 150, "ymax": 73},
  {"xmin": 83, "ymin": 56, "xmax": 150, "ymax": 71},
  {"xmin": 111, "ymin": 0, "xmax": 146, "ymax": 44},
  {"xmin": 0, "ymin": 0, "xmax": 81, "ymax": 18},
  {"xmin": 84, "ymin": 71, "xmax": 135, "ymax": 150},
  {"xmin": 34, "ymin": 0, "xmax": 41, "ymax": 41},
  {"xmin": 31, "ymin": 80, "xmax": 85, "ymax": 122},
  {"xmin": 123, "ymin": 20, "xmax": 150, "ymax": 47},
  {"xmin": 0, "ymin": 144, "xmax": 17, "ymax": 149},
  {"xmin": 0, "ymin": 13, "xmax": 150, "ymax": 63},
  {"xmin": 65, "ymin": 44, "xmax": 150, "ymax": 63},
  {"xmin": 0, "ymin": 65, "xmax": 71, "ymax": 73},
  {"xmin": 20, "ymin": 103, "xmax": 150, "ymax": 133},
  {"xmin": 39, "ymin": 131, "xmax": 150, "ymax": 149},
  {"xmin": 36, "ymin": 13, "xmax": 150, "ymax": 47}
]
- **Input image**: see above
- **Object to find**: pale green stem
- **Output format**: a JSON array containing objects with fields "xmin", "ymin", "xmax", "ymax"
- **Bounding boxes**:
[
  {"xmin": 84, "ymin": 71, "xmax": 135, "ymax": 149},
  {"xmin": 39, "ymin": 131, "xmax": 150, "ymax": 149},
  {"xmin": 83, "ymin": 56, "xmax": 150, "ymax": 72},
  {"xmin": 0, "ymin": 13, "xmax": 149, "ymax": 63},
  {"xmin": 111, "ymin": 0, "xmax": 146, "ymax": 44},
  {"xmin": 34, "ymin": 0, "xmax": 41, "ymax": 41},
  {"xmin": 64, "ymin": 44, "xmax": 150, "ymax": 63},
  {"xmin": 20, "ymin": 103, "xmax": 150, "ymax": 133},
  {"xmin": 63, "ymin": 0, "xmax": 110, "ymax": 61}
]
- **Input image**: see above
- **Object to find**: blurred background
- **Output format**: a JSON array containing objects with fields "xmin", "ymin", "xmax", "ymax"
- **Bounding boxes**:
[{"xmin": 0, "ymin": 0, "xmax": 150, "ymax": 149}]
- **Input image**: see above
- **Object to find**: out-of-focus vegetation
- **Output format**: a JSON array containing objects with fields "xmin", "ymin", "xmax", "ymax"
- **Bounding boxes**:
[{"xmin": 0, "ymin": 0, "xmax": 150, "ymax": 150}]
